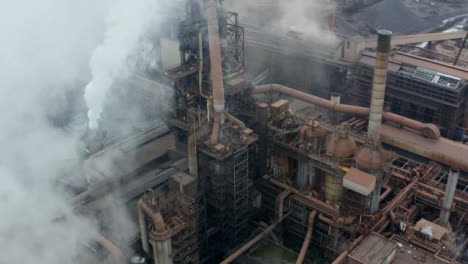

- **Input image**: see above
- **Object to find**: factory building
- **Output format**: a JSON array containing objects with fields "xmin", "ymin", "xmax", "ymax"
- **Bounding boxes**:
[{"xmin": 66, "ymin": 1, "xmax": 468, "ymax": 264}]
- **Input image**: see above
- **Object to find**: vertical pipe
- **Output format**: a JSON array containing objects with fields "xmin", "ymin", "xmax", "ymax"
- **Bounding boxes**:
[
  {"xmin": 257, "ymin": 103, "xmax": 268, "ymax": 178},
  {"xmin": 367, "ymin": 30, "xmax": 392, "ymax": 145},
  {"xmin": 440, "ymin": 168, "xmax": 460, "ymax": 227},
  {"xmin": 205, "ymin": 0, "xmax": 225, "ymax": 115},
  {"xmin": 151, "ymin": 212, "xmax": 173, "ymax": 264},
  {"xmin": 369, "ymin": 170, "xmax": 383, "ymax": 213},
  {"xmin": 137, "ymin": 200, "xmax": 150, "ymax": 254}
]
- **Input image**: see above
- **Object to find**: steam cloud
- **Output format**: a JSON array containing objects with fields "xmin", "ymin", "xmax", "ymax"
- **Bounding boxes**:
[
  {"xmin": 0, "ymin": 0, "xmax": 178, "ymax": 263},
  {"xmin": 226, "ymin": 0, "xmax": 337, "ymax": 43},
  {"xmin": 84, "ymin": 0, "xmax": 179, "ymax": 130},
  {"xmin": 0, "ymin": 1, "xmax": 110, "ymax": 263}
]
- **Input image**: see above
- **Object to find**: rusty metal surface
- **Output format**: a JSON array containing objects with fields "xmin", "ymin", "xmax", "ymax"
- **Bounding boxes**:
[
  {"xmin": 348, "ymin": 233, "xmax": 396, "ymax": 264},
  {"xmin": 355, "ymin": 146, "xmax": 384, "ymax": 170},
  {"xmin": 205, "ymin": 0, "xmax": 225, "ymax": 113},
  {"xmin": 326, "ymin": 135, "xmax": 357, "ymax": 159},
  {"xmin": 343, "ymin": 168, "xmax": 376, "ymax": 196},
  {"xmin": 380, "ymin": 124, "xmax": 468, "ymax": 172},
  {"xmin": 253, "ymin": 84, "xmax": 441, "ymax": 139},
  {"xmin": 414, "ymin": 219, "xmax": 449, "ymax": 241},
  {"xmin": 210, "ymin": 119, "xmax": 220, "ymax": 145}
]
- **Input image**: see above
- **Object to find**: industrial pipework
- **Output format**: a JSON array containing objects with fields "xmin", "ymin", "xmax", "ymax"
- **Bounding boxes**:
[
  {"xmin": 137, "ymin": 199, "xmax": 173, "ymax": 264},
  {"xmin": 251, "ymin": 85, "xmax": 468, "ymax": 172},
  {"xmin": 367, "ymin": 30, "xmax": 392, "ymax": 145},
  {"xmin": 296, "ymin": 210, "xmax": 318, "ymax": 264},
  {"xmin": 205, "ymin": 0, "xmax": 225, "ymax": 115},
  {"xmin": 252, "ymin": 84, "xmax": 440, "ymax": 140},
  {"xmin": 95, "ymin": 234, "xmax": 126, "ymax": 264}
]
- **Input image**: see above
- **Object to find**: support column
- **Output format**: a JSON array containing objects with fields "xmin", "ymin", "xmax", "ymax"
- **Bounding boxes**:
[
  {"xmin": 257, "ymin": 103, "xmax": 268, "ymax": 178},
  {"xmin": 440, "ymin": 168, "xmax": 459, "ymax": 227}
]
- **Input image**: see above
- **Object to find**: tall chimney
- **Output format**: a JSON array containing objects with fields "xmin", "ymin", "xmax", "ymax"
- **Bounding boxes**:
[
  {"xmin": 440, "ymin": 168, "xmax": 459, "ymax": 227},
  {"xmin": 367, "ymin": 30, "xmax": 392, "ymax": 144}
]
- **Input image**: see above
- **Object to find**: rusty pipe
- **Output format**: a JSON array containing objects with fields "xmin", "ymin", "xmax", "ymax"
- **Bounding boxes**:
[
  {"xmin": 296, "ymin": 210, "xmax": 318, "ymax": 264},
  {"xmin": 270, "ymin": 178, "xmax": 340, "ymax": 217},
  {"xmin": 221, "ymin": 214, "xmax": 288, "ymax": 264},
  {"xmin": 198, "ymin": 31, "xmax": 210, "ymax": 100},
  {"xmin": 253, "ymin": 84, "xmax": 440, "ymax": 139},
  {"xmin": 277, "ymin": 189, "xmax": 292, "ymax": 219},
  {"xmin": 137, "ymin": 200, "xmax": 150, "ymax": 254},
  {"xmin": 368, "ymin": 30, "xmax": 392, "ymax": 144},
  {"xmin": 205, "ymin": 0, "xmax": 225, "ymax": 114},
  {"xmin": 379, "ymin": 185, "xmax": 392, "ymax": 201},
  {"xmin": 318, "ymin": 213, "xmax": 334, "ymax": 225},
  {"xmin": 95, "ymin": 234, "xmax": 126, "ymax": 264},
  {"xmin": 418, "ymin": 182, "xmax": 468, "ymax": 206},
  {"xmin": 210, "ymin": 119, "xmax": 220, "ymax": 145},
  {"xmin": 331, "ymin": 235, "xmax": 365, "ymax": 264},
  {"xmin": 226, "ymin": 112, "xmax": 246, "ymax": 128}
]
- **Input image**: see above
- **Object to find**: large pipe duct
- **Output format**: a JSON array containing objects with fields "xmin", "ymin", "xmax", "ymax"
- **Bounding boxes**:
[
  {"xmin": 205, "ymin": 0, "xmax": 225, "ymax": 114},
  {"xmin": 137, "ymin": 199, "xmax": 173, "ymax": 264},
  {"xmin": 296, "ymin": 210, "xmax": 318, "ymax": 264},
  {"xmin": 368, "ymin": 30, "xmax": 392, "ymax": 144},
  {"xmin": 150, "ymin": 212, "xmax": 173, "ymax": 264},
  {"xmin": 95, "ymin": 234, "xmax": 126, "ymax": 264},
  {"xmin": 251, "ymin": 85, "xmax": 468, "ymax": 172},
  {"xmin": 440, "ymin": 168, "xmax": 460, "ymax": 227},
  {"xmin": 221, "ymin": 215, "xmax": 288, "ymax": 264},
  {"xmin": 252, "ymin": 84, "xmax": 440, "ymax": 140}
]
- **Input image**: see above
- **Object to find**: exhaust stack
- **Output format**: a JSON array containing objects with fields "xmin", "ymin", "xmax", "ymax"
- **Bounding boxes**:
[{"xmin": 368, "ymin": 30, "xmax": 392, "ymax": 144}]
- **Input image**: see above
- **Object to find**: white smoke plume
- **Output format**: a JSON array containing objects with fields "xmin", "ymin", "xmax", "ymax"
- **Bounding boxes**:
[
  {"xmin": 226, "ymin": 0, "xmax": 337, "ymax": 44},
  {"xmin": 0, "ymin": 0, "xmax": 178, "ymax": 263},
  {"xmin": 0, "ymin": 1, "xmax": 111, "ymax": 263},
  {"xmin": 84, "ymin": 0, "xmax": 180, "ymax": 130}
]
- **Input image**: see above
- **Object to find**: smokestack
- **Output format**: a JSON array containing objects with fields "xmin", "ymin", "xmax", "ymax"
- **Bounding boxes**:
[
  {"xmin": 440, "ymin": 168, "xmax": 459, "ymax": 227},
  {"xmin": 368, "ymin": 30, "xmax": 392, "ymax": 144},
  {"xmin": 205, "ymin": 0, "xmax": 225, "ymax": 115}
]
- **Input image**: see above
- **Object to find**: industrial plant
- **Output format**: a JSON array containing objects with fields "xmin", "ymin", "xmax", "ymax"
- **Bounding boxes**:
[{"xmin": 60, "ymin": 0, "xmax": 468, "ymax": 263}]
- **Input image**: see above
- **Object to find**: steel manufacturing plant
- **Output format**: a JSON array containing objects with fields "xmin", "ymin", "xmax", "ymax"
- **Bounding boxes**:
[{"xmin": 6, "ymin": 0, "xmax": 468, "ymax": 264}]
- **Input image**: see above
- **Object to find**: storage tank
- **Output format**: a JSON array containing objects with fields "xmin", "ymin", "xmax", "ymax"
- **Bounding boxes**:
[{"xmin": 324, "ymin": 126, "xmax": 357, "ymax": 203}]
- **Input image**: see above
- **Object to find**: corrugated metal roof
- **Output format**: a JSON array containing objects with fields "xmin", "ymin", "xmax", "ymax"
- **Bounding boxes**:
[
  {"xmin": 393, "ymin": 52, "xmax": 468, "ymax": 80},
  {"xmin": 360, "ymin": 51, "xmax": 468, "ymax": 80},
  {"xmin": 343, "ymin": 168, "xmax": 376, "ymax": 196}
]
